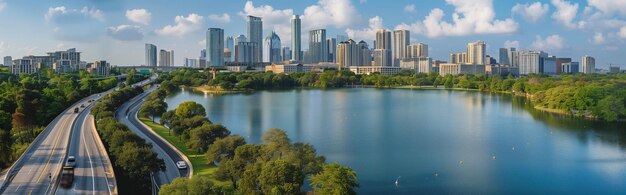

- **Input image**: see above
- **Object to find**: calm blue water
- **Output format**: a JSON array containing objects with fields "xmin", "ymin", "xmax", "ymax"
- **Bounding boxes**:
[{"xmin": 166, "ymin": 88, "xmax": 626, "ymax": 194}]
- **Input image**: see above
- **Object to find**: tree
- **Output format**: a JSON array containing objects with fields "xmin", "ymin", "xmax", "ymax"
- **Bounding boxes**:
[
  {"xmin": 592, "ymin": 95, "xmax": 626, "ymax": 121},
  {"xmin": 205, "ymin": 135, "xmax": 246, "ymax": 164},
  {"xmin": 215, "ymin": 144, "xmax": 262, "ymax": 190},
  {"xmin": 175, "ymin": 101, "xmax": 206, "ymax": 118},
  {"xmin": 285, "ymin": 143, "xmax": 326, "ymax": 175},
  {"xmin": 261, "ymin": 128, "xmax": 291, "ymax": 159},
  {"xmin": 310, "ymin": 163, "xmax": 359, "ymax": 195},
  {"xmin": 159, "ymin": 176, "xmax": 218, "ymax": 195},
  {"xmin": 258, "ymin": 159, "xmax": 304, "ymax": 195},
  {"xmin": 188, "ymin": 124, "xmax": 231, "ymax": 153},
  {"xmin": 139, "ymin": 99, "xmax": 168, "ymax": 122}
]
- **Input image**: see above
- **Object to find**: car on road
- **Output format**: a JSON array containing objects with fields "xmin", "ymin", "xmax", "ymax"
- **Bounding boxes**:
[
  {"xmin": 176, "ymin": 161, "xmax": 187, "ymax": 169},
  {"xmin": 74, "ymin": 107, "xmax": 79, "ymax": 113},
  {"xmin": 80, "ymin": 104, "xmax": 85, "ymax": 108},
  {"xmin": 66, "ymin": 156, "xmax": 76, "ymax": 168},
  {"xmin": 60, "ymin": 166, "xmax": 74, "ymax": 188}
]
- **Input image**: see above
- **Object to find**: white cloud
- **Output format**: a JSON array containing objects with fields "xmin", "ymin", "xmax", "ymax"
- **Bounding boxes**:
[
  {"xmin": 588, "ymin": 0, "xmax": 626, "ymax": 17},
  {"xmin": 532, "ymin": 34, "xmax": 565, "ymax": 51},
  {"xmin": 108, "ymin": 25, "xmax": 144, "ymax": 41},
  {"xmin": 155, "ymin": 13, "xmax": 204, "ymax": 37},
  {"xmin": 239, "ymin": 1, "xmax": 293, "ymax": 45},
  {"xmin": 404, "ymin": 4, "xmax": 416, "ymax": 13},
  {"xmin": 346, "ymin": 16, "xmax": 384, "ymax": 41},
  {"xmin": 126, "ymin": 9, "xmax": 151, "ymax": 25},
  {"xmin": 302, "ymin": 0, "xmax": 360, "ymax": 30},
  {"xmin": 504, "ymin": 40, "xmax": 520, "ymax": 48},
  {"xmin": 551, "ymin": 0, "xmax": 584, "ymax": 29},
  {"xmin": 592, "ymin": 32, "xmax": 605, "ymax": 44},
  {"xmin": 208, "ymin": 13, "xmax": 231, "ymax": 23},
  {"xmin": 512, "ymin": 2, "xmax": 550, "ymax": 23},
  {"xmin": 399, "ymin": 0, "xmax": 518, "ymax": 38},
  {"xmin": 44, "ymin": 6, "xmax": 106, "ymax": 42}
]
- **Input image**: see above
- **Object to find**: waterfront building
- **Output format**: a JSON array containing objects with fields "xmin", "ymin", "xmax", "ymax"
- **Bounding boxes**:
[
  {"xmin": 265, "ymin": 63, "xmax": 336, "ymax": 74},
  {"xmin": 291, "ymin": 15, "xmax": 302, "ymax": 62},
  {"xmin": 542, "ymin": 56, "xmax": 557, "ymax": 75},
  {"xmin": 207, "ymin": 28, "xmax": 225, "ymax": 67},
  {"xmin": 467, "ymin": 41, "xmax": 486, "ymax": 65},
  {"xmin": 499, "ymin": 48, "xmax": 516, "ymax": 66},
  {"xmin": 349, "ymin": 66, "xmax": 402, "ymax": 75},
  {"xmin": 374, "ymin": 29, "xmax": 392, "ymax": 66},
  {"xmin": 247, "ymin": 15, "xmax": 263, "ymax": 63},
  {"xmin": 400, "ymin": 57, "xmax": 432, "ymax": 74},
  {"xmin": 516, "ymin": 50, "xmax": 547, "ymax": 75},
  {"xmin": 225, "ymin": 36, "xmax": 234, "ymax": 62},
  {"xmin": 282, "ymin": 47, "xmax": 291, "ymax": 62},
  {"xmin": 407, "ymin": 43, "xmax": 428, "ymax": 58},
  {"xmin": 309, "ymin": 29, "xmax": 328, "ymax": 64},
  {"xmin": 159, "ymin": 49, "xmax": 174, "ymax": 67},
  {"xmin": 264, "ymin": 31, "xmax": 282, "ymax": 63},
  {"xmin": 235, "ymin": 42, "xmax": 256, "ymax": 66},
  {"xmin": 439, "ymin": 63, "xmax": 486, "ymax": 76},
  {"xmin": 327, "ymin": 38, "xmax": 337, "ymax": 62},
  {"xmin": 145, "ymin": 44, "xmax": 157, "ymax": 66},
  {"xmin": 393, "ymin": 30, "xmax": 410, "ymax": 66}
]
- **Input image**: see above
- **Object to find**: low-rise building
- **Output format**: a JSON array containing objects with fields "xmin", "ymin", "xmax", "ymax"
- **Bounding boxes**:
[
  {"xmin": 400, "ymin": 57, "xmax": 432, "ymax": 74},
  {"xmin": 349, "ymin": 66, "xmax": 402, "ymax": 75},
  {"xmin": 488, "ymin": 65, "xmax": 519, "ymax": 76},
  {"xmin": 562, "ymin": 62, "xmax": 579, "ymax": 74},
  {"xmin": 11, "ymin": 59, "xmax": 38, "ymax": 75},
  {"xmin": 439, "ymin": 63, "xmax": 486, "ymax": 76},
  {"xmin": 87, "ymin": 60, "xmax": 111, "ymax": 76}
]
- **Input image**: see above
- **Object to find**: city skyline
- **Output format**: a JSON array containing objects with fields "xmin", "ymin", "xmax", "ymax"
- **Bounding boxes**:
[{"xmin": 0, "ymin": 0, "xmax": 624, "ymax": 68}]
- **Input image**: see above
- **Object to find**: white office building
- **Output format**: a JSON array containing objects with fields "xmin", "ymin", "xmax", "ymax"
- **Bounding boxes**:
[
  {"xmin": 393, "ymin": 30, "xmax": 410, "ymax": 66},
  {"xmin": 582, "ymin": 55, "xmax": 595, "ymax": 74}
]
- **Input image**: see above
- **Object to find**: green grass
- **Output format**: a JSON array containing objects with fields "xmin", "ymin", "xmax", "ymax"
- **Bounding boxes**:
[{"xmin": 139, "ymin": 117, "xmax": 230, "ymax": 187}]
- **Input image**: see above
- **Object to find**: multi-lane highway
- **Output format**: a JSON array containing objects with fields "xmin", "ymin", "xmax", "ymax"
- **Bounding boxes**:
[
  {"xmin": 115, "ymin": 85, "xmax": 189, "ymax": 193},
  {"xmin": 1, "ymin": 92, "xmax": 109, "ymax": 195},
  {"xmin": 56, "ymin": 103, "xmax": 116, "ymax": 195}
]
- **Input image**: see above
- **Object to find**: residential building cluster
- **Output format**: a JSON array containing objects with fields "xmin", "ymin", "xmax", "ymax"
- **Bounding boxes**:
[{"xmin": 3, "ymin": 48, "xmax": 111, "ymax": 76}]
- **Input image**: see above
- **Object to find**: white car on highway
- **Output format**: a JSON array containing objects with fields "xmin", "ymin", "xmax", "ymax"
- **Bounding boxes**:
[{"xmin": 176, "ymin": 161, "xmax": 187, "ymax": 169}]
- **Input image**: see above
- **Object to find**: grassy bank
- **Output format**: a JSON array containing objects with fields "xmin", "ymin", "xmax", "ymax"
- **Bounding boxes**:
[{"xmin": 138, "ymin": 117, "xmax": 229, "ymax": 186}]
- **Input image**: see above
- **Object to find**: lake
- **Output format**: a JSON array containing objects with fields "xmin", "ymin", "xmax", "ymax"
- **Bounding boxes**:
[{"xmin": 165, "ymin": 88, "xmax": 626, "ymax": 194}]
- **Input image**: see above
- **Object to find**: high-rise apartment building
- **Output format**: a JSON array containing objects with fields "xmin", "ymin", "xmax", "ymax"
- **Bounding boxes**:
[
  {"xmin": 282, "ymin": 47, "xmax": 291, "ymax": 62},
  {"xmin": 393, "ymin": 30, "xmax": 410, "ymax": 66},
  {"xmin": 159, "ymin": 49, "xmax": 174, "ymax": 67},
  {"xmin": 206, "ymin": 28, "xmax": 225, "ymax": 67},
  {"xmin": 407, "ymin": 43, "xmax": 428, "ymax": 58},
  {"xmin": 236, "ymin": 42, "xmax": 256, "ymax": 66},
  {"xmin": 517, "ymin": 50, "xmax": 548, "ymax": 75},
  {"xmin": 145, "ymin": 44, "xmax": 157, "ymax": 66},
  {"xmin": 264, "ymin": 31, "xmax": 282, "ymax": 63},
  {"xmin": 291, "ymin": 15, "xmax": 301, "ymax": 62},
  {"xmin": 309, "ymin": 29, "xmax": 327, "ymax": 64},
  {"xmin": 582, "ymin": 55, "xmax": 595, "ymax": 74},
  {"xmin": 374, "ymin": 29, "xmax": 392, "ymax": 66},
  {"xmin": 247, "ymin": 16, "xmax": 263, "ymax": 63},
  {"xmin": 11, "ymin": 59, "xmax": 37, "ymax": 75},
  {"xmin": 467, "ymin": 41, "xmax": 486, "ymax": 65},
  {"xmin": 327, "ymin": 38, "xmax": 337, "ymax": 62}
]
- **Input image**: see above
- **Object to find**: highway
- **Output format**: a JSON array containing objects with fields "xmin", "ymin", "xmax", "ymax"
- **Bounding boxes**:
[
  {"xmin": 0, "ymin": 92, "xmax": 109, "ymax": 195},
  {"xmin": 115, "ymin": 85, "xmax": 188, "ymax": 193},
  {"xmin": 56, "ymin": 104, "xmax": 115, "ymax": 195}
]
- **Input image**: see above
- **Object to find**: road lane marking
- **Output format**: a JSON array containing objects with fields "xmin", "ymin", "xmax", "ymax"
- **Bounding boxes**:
[
  {"xmin": 81, "ymin": 113, "xmax": 96, "ymax": 195},
  {"xmin": 35, "ymin": 115, "xmax": 70, "ymax": 183}
]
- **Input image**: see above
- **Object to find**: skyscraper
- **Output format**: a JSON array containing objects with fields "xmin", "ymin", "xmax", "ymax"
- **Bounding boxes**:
[
  {"xmin": 374, "ymin": 29, "xmax": 392, "ymax": 66},
  {"xmin": 145, "ymin": 43, "xmax": 157, "ymax": 66},
  {"xmin": 159, "ymin": 49, "xmax": 174, "ymax": 67},
  {"xmin": 358, "ymin": 41, "xmax": 372, "ymax": 66},
  {"xmin": 309, "ymin": 29, "xmax": 327, "ymax": 64},
  {"xmin": 393, "ymin": 30, "xmax": 410, "ymax": 66},
  {"xmin": 206, "ymin": 28, "xmax": 225, "ymax": 67},
  {"xmin": 582, "ymin": 55, "xmax": 595, "ymax": 74},
  {"xmin": 467, "ymin": 41, "xmax": 486, "ymax": 65},
  {"xmin": 407, "ymin": 43, "xmax": 428, "ymax": 58},
  {"xmin": 264, "ymin": 31, "xmax": 282, "ymax": 63},
  {"xmin": 225, "ymin": 36, "xmax": 234, "ymax": 62},
  {"xmin": 235, "ymin": 35, "xmax": 247, "ymax": 45},
  {"xmin": 499, "ymin": 47, "xmax": 516, "ymax": 66},
  {"xmin": 327, "ymin": 38, "xmax": 337, "ymax": 62},
  {"xmin": 291, "ymin": 15, "xmax": 302, "ymax": 62},
  {"xmin": 247, "ymin": 16, "xmax": 263, "ymax": 63},
  {"xmin": 282, "ymin": 47, "xmax": 291, "ymax": 62}
]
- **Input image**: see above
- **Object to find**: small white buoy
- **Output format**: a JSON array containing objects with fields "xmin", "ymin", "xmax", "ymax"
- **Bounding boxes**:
[
  {"xmin": 459, "ymin": 160, "xmax": 464, "ymax": 165},
  {"xmin": 434, "ymin": 172, "xmax": 439, "ymax": 177},
  {"xmin": 492, "ymin": 155, "xmax": 496, "ymax": 160},
  {"xmin": 512, "ymin": 147, "xmax": 515, "ymax": 151}
]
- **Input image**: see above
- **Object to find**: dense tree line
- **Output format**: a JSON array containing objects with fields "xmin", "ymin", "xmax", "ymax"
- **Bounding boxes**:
[
  {"xmin": 159, "ymin": 69, "xmax": 626, "ymax": 121},
  {"xmin": 91, "ymin": 86, "xmax": 165, "ymax": 194},
  {"xmin": 0, "ymin": 69, "xmax": 122, "ymax": 169}
]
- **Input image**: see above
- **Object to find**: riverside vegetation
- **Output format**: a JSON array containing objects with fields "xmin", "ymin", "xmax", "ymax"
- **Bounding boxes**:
[
  {"xmin": 141, "ymin": 79, "xmax": 359, "ymax": 194},
  {"xmin": 157, "ymin": 69, "xmax": 626, "ymax": 121}
]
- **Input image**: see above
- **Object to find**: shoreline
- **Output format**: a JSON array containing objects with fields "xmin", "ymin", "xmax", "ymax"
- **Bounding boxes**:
[{"xmin": 181, "ymin": 85, "xmax": 611, "ymax": 122}]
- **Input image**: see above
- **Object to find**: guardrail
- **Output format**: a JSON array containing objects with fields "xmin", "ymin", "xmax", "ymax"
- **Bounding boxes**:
[
  {"xmin": 89, "ymin": 114, "xmax": 118, "ymax": 195},
  {"xmin": 131, "ymin": 97, "xmax": 194, "ymax": 179}
]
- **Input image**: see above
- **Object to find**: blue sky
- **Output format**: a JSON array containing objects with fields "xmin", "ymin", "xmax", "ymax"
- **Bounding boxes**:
[{"xmin": 0, "ymin": 0, "xmax": 624, "ymax": 68}]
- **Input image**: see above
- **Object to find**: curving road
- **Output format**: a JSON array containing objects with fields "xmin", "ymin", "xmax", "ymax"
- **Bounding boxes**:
[{"xmin": 115, "ymin": 85, "xmax": 188, "ymax": 193}]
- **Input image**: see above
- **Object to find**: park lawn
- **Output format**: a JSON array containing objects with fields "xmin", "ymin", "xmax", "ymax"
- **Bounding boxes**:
[{"xmin": 139, "ymin": 117, "xmax": 230, "ymax": 187}]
